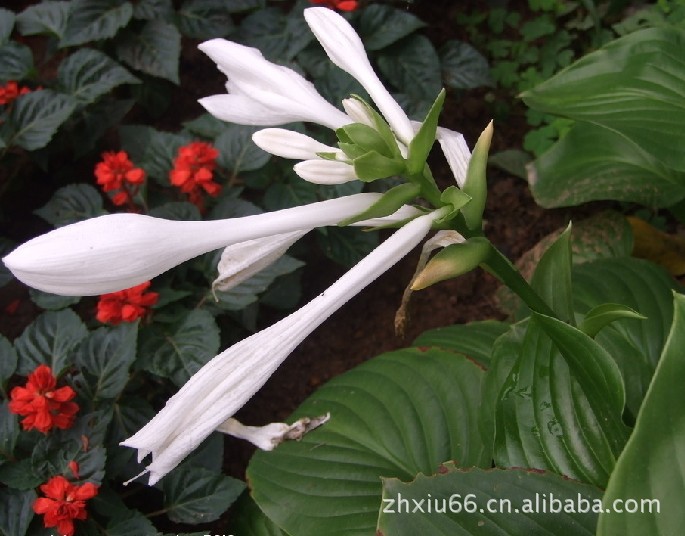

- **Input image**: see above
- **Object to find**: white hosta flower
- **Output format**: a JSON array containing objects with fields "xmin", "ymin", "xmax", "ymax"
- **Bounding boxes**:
[
  {"xmin": 212, "ymin": 230, "xmax": 307, "ymax": 295},
  {"xmin": 2, "ymin": 193, "xmax": 383, "ymax": 296},
  {"xmin": 437, "ymin": 127, "xmax": 472, "ymax": 188},
  {"xmin": 342, "ymin": 98, "xmax": 375, "ymax": 128},
  {"xmin": 121, "ymin": 208, "xmax": 447, "ymax": 485},
  {"xmin": 216, "ymin": 414, "xmax": 330, "ymax": 451},
  {"xmin": 294, "ymin": 159, "xmax": 357, "ymax": 184},
  {"xmin": 304, "ymin": 7, "xmax": 414, "ymax": 146},
  {"xmin": 252, "ymin": 128, "xmax": 343, "ymax": 161},
  {"xmin": 198, "ymin": 39, "xmax": 350, "ymax": 130}
]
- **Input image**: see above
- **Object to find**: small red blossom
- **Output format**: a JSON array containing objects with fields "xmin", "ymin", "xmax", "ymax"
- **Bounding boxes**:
[
  {"xmin": 310, "ymin": 0, "xmax": 359, "ymax": 11},
  {"xmin": 33, "ymin": 475, "xmax": 99, "ymax": 536},
  {"xmin": 169, "ymin": 141, "xmax": 221, "ymax": 210},
  {"xmin": 8, "ymin": 365, "xmax": 79, "ymax": 434},
  {"xmin": 96, "ymin": 281, "xmax": 159, "ymax": 325},
  {"xmin": 94, "ymin": 151, "xmax": 146, "ymax": 209},
  {"xmin": 0, "ymin": 81, "xmax": 33, "ymax": 105}
]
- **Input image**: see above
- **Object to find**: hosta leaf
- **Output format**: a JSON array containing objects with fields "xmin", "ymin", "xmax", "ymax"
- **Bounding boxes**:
[
  {"xmin": 138, "ymin": 309, "xmax": 220, "ymax": 386},
  {"xmin": 522, "ymin": 26, "xmax": 685, "ymax": 172},
  {"xmin": 177, "ymin": 0, "xmax": 235, "ymax": 39},
  {"xmin": 228, "ymin": 493, "xmax": 286, "ymax": 536},
  {"xmin": 249, "ymin": 348, "xmax": 490, "ymax": 536},
  {"xmin": 528, "ymin": 122, "xmax": 685, "ymax": 208},
  {"xmin": 440, "ymin": 40, "xmax": 494, "ymax": 89},
  {"xmin": 378, "ymin": 463, "xmax": 602, "ymax": 535},
  {"xmin": 0, "ymin": 42, "xmax": 33, "ymax": 81},
  {"xmin": 377, "ymin": 34, "xmax": 442, "ymax": 101},
  {"xmin": 494, "ymin": 315, "xmax": 629, "ymax": 488},
  {"xmin": 34, "ymin": 184, "xmax": 105, "ymax": 227},
  {"xmin": 160, "ymin": 464, "xmax": 244, "ymax": 524},
  {"xmin": 0, "ymin": 8, "xmax": 14, "ymax": 45},
  {"xmin": 116, "ymin": 20, "xmax": 180, "ymax": 83},
  {"xmin": 60, "ymin": 0, "xmax": 133, "ymax": 47},
  {"xmin": 15, "ymin": 309, "xmax": 87, "ymax": 375},
  {"xmin": 215, "ymin": 124, "xmax": 270, "ymax": 173},
  {"xmin": 16, "ymin": 1, "xmax": 71, "ymax": 39},
  {"xmin": 598, "ymin": 293, "xmax": 685, "ymax": 535},
  {"xmin": 7, "ymin": 90, "xmax": 76, "ymax": 151},
  {"xmin": 57, "ymin": 48, "xmax": 139, "ymax": 104},
  {"xmin": 413, "ymin": 320, "xmax": 509, "ymax": 367},
  {"xmin": 358, "ymin": 4, "xmax": 426, "ymax": 51},
  {"xmin": 77, "ymin": 323, "xmax": 137, "ymax": 400}
]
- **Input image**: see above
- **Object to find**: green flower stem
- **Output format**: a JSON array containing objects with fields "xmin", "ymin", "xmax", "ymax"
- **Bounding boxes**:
[{"xmin": 481, "ymin": 245, "xmax": 558, "ymax": 318}]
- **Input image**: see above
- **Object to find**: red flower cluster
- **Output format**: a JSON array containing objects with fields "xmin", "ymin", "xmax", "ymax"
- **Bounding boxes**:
[
  {"xmin": 310, "ymin": 0, "xmax": 359, "ymax": 11},
  {"xmin": 96, "ymin": 281, "xmax": 159, "ymax": 325},
  {"xmin": 8, "ymin": 365, "xmax": 79, "ymax": 434},
  {"xmin": 94, "ymin": 151, "xmax": 146, "ymax": 207},
  {"xmin": 34, "ymin": 473, "xmax": 98, "ymax": 536},
  {"xmin": 169, "ymin": 141, "xmax": 221, "ymax": 209},
  {"xmin": 0, "ymin": 81, "xmax": 32, "ymax": 105}
]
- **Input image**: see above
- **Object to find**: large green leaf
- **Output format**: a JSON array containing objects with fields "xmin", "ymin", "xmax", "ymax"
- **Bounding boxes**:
[
  {"xmin": 494, "ymin": 315, "xmax": 629, "ymax": 488},
  {"xmin": 317, "ymin": 226, "xmax": 379, "ymax": 267},
  {"xmin": 160, "ymin": 464, "xmax": 244, "ymax": 524},
  {"xmin": 377, "ymin": 34, "xmax": 442, "ymax": 101},
  {"xmin": 0, "ymin": 8, "xmax": 14, "ymax": 45},
  {"xmin": 378, "ymin": 463, "xmax": 602, "ymax": 535},
  {"xmin": 16, "ymin": 1, "xmax": 71, "ymax": 39},
  {"xmin": 34, "ymin": 184, "xmax": 106, "ymax": 227},
  {"xmin": 138, "ymin": 309, "xmax": 220, "ymax": 386},
  {"xmin": 60, "ymin": 0, "xmax": 132, "ymax": 47},
  {"xmin": 76, "ymin": 323, "xmax": 137, "ymax": 400},
  {"xmin": 529, "ymin": 122, "xmax": 685, "ymax": 208},
  {"xmin": 228, "ymin": 493, "xmax": 286, "ymax": 536},
  {"xmin": 248, "ymin": 348, "xmax": 490, "ymax": 536},
  {"xmin": 7, "ymin": 90, "xmax": 76, "ymax": 151},
  {"xmin": 440, "ymin": 40, "xmax": 494, "ymax": 89},
  {"xmin": 522, "ymin": 26, "xmax": 685, "ymax": 172},
  {"xmin": 0, "ymin": 489, "xmax": 36, "ymax": 536},
  {"xmin": 412, "ymin": 320, "xmax": 509, "ymax": 367},
  {"xmin": 358, "ymin": 4, "xmax": 426, "ymax": 51},
  {"xmin": 132, "ymin": 0, "xmax": 173, "ymax": 21},
  {"xmin": 116, "ymin": 20, "xmax": 180, "ymax": 83},
  {"xmin": 14, "ymin": 309, "xmax": 88, "ymax": 375},
  {"xmin": 28, "ymin": 289, "xmax": 80, "ymax": 311},
  {"xmin": 57, "ymin": 48, "xmax": 139, "ymax": 104},
  {"xmin": 597, "ymin": 292, "xmax": 685, "ymax": 535}
]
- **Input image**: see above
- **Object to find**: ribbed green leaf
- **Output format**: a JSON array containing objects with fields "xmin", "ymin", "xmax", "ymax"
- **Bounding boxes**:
[
  {"xmin": 177, "ymin": 0, "xmax": 235, "ymax": 39},
  {"xmin": 116, "ymin": 20, "xmax": 180, "ymax": 83},
  {"xmin": 34, "ymin": 184, "xmax": 105, "ymax": 227},
  {"xmin": 0, "ymin": 489, "xmax": 35, "ymax": 536},
  {"xmin": 529, "ymin": 122, "xmax": 685, "ymax": 208},
  {"xmin": 215, "ymin": 124, "xmax": 270, "ymax": 173},
  {"xmin": 57, "ymin": 48, "xmax": 139, "ymax": 104},
  {"xmin": 522, "ymin": 26, "xmax": 685, "ymax": 172},
  {"xmin": 598, "ymin": 292, "xmax": 685, "ymax": 535},
  {"xmin": 0, "ymin": 42, "xmax": 33, "ymax": 81},
  {"xmin": 0, "ymin": 8, "xmax": 15, "ymax": 45},
  {"xmin": 378, "ymin": 463, "xmax": 602, "ymax": 535},
  {"xmin": 8, "ymin": 90, "xmax": 76, "ymax": 151},
  {"xmin": 228, "ymin": 494, "xmax": 286, "ymax": 536},
  {"xmin": 16, "ymin": 1, "xmax": 70, "ymax": 39},
  {"xmin": 358, "ymin": 4, "xmax": 425, "ymax": 51},
  {"xmin": 249, "ymin": 348, "xmax": 490, "ymax": 536},
  {"xmin": 440, "ymin": 40, "xmax": 494, "ymax": 89},
  {"xmin": 28, "ymin": 289, "xmax": 80, "ymax": 311},
  {"xmin": 60, "ymin": 0, "xmax": 132, "ymax": 47},
  {"xmin": 14, "ymin": 309, "xmax": 87, "ymax": 375},
  {"xmin": 494, "ymin": 315, "xmax": 629, "ymax": 488}
]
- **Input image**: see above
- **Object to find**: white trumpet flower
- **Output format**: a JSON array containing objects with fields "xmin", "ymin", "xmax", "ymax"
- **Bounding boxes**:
[
  {"xmin": 198, "ymin": 39, "xmax": 351, "ymax": 131},
  {"xmin": 252, "ymin": 128, "xmax": 343, "ymax": 161},
  {"xmin": 294, "ymin": 159, "xmax": 357, "ymax": 184},
  {"xmin": 437, "ymin": 127, "xmax": 472, "ymax": 188},
  {"xmin": 304, "ymin": 7, "xmax": 415, "ymax": 145},
  {"xmin": 2, "ymin": 194, "xmax": 384, "ymax": 296},
  {"xmin": 121, "ymin": 208, "xmax": 447, "ymax": 485}
]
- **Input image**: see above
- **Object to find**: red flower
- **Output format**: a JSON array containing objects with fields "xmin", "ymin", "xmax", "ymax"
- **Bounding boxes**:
[
  {"xmin": 169, "ymin": 141, "xmax": 221, "ymax": 209},
  {"xmin": 94, "ymin": 151, "xmax": 146, "ymax": 208},
  {"xmin": 0, "ymin": 81, "xmax": 32, "ymax": 105},
  {"xmin": 310, "ymin": 0, "xmax": 358, "ymax": 11},
  {"xmin": 96, "ymin": 281, "xmax": 159, "ymax": 325},
  {"xmin": 8, "ymin": 365, "xmax": 79, "ymax": 434},
  {"xmin": 33, "ymin": 475, "xmax": 98, "ymax": 536}
]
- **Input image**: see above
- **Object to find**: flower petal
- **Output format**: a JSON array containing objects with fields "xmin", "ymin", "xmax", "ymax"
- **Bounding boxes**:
[
  {"xmin": 304, "ymin": 7, "xmax": 414, "ymax": 144},
  {"xmin": 252, "ymin": 128, "xmax": 341, "ymax": 160},
  {"xmin": 294, "ymin": 159, "xmax": 358, "ymax": 184},
  {"xmin": 437, "ymin": 126, "xmax": 472, "ymax": 188}
]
